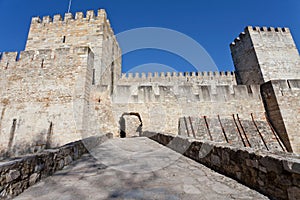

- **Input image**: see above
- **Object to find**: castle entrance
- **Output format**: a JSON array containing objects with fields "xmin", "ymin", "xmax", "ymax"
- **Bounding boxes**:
[{"xmin": 119, "ymin": 112, "xmax": 142, "ymax": 138}]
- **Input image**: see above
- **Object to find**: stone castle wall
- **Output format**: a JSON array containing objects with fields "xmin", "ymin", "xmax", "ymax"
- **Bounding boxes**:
[
  {"xmin": 178, "ymin": 114, "xmax": 285, "ymax": 152},
  {"xmin": 0, "ymin": 133, "xmax": 112, "ymax": 199},
  {"xmin": 118, "ymin": 71, "xmax": 237, "ymax": 85},
  {"xmin": 0, "ymin": 47, "xmax": 94, "ymax": 158},
  {"xmin": 0, "ymin": 8, "xmax": 300, "ymax": 156},
  {"xmin": 25, "ymin": 9, "xmax": 122, "ymax": 87},
  {"xmin": 110, "ymin": 84, "xmax": 265, "ymax": 135},
  {"xmin": 231, "ymin": 26, "xmax": 300, "ymax": 85},
  {"xmin": 144, "ymin": 132, "xmax": 300, "ymax": 200},
  {"xmin": 261, "ymin": 80, "xmax": 300, "ymax": 153}
]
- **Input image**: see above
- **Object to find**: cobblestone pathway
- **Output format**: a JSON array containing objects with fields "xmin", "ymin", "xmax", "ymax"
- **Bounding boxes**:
[{"xmin": 15, "ymin": 137, "xmax": 268, "ymax": 200}]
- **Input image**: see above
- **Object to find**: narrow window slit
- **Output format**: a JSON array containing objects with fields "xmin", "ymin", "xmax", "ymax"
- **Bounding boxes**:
[
  {"xmin": 92, "ymin": 69, "xmax": 95, "ymax": 85},
  {"xmin": 287, "ymin": 80, "xmax": 291, "ymax": 89},
  {"xmin": 41, "ymin": 59, "xmax": 44, "ymax": 68},
  {"xmin": 16, "ymin": 52, "xmax": 20, "ymax": 61},
  {"xmin": 247, "ymin": 85, "xmax": 253, "ymax": 94}
]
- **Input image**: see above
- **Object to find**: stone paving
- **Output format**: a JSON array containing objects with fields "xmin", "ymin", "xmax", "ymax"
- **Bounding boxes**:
[{"xmin": 14, "ymin": 137, "xmax": 269, "ymax": 200}]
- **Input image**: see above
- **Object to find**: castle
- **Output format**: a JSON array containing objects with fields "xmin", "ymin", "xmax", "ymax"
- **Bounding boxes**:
[{"xmin": 0, "ymin": 9, "xmax": 300, "ymax": 158}]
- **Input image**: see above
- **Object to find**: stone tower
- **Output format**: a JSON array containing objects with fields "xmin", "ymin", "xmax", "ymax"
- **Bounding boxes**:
[
  {"xmin": 25, "ymin": 9, "xmax": 122, "ymax": 88},
  {"xmin": 230, "ymin": 26, "xmax": 300, "ymax": 85}
]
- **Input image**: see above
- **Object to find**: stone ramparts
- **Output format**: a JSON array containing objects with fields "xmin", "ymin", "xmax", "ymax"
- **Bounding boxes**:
[
  {"xmin": 118, "ymin": 71, "xmax": 236, "ymax": 85},
  {"xmin": 178, "ymin": 113, "xmax": 285, "ymax": 152},
  {"xmin": 113, "ymin": 84, "xmax": 261, "ymax": 103},
  {"xmin": 230, "ymin": 26, "xmax": 290, "ymax": 47},
  {"xmin": 143, "ymin": 132, "xmax": 300, "ymax": 200},
  {"xmin": 0, "ymin": 47, "xmax": 94, "ymax": 158},
  {"xmin": 31, "ymin": 9, "xmax": 108, "ymax": 24},
  {"xmin": 0, "ymin": 133, "xmax": 112, "ymax": 199},
  {"xmin": 0, "ymin": 47, "xmax": 91, "ymax": 69}
]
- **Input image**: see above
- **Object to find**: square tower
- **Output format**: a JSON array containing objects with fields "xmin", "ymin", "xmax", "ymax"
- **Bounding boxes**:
[
  {"xmin": 25, "ymin": 9, "xmax": 121, "ymax": 87},
  {"xmin": 230, "ymin": 26, "xmax": 300, "ymax": 85}
]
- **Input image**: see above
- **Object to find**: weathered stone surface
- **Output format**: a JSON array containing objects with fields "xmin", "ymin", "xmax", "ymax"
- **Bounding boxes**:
[
  {"xmin": 145, "ymin": 132, "xmax": 300, "ymax": 200},
  {"xmin": 14, "ymin": 137, "xmax": 268, "ymax": 200},
  {"xmin": 29, "ymin": 173, "xmax": 40, "ymax": 186},
  {"xmin": 6, "ymin": 170, "xmax": 20, "ymax": 182},
  {"xmin": 0, "ymin": 133, "xmax": 112, "ymax": 199}
]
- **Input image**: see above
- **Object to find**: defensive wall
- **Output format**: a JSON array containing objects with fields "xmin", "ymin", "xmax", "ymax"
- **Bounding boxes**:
[
  {"xmin": 118, "ymin": 71, "xmax": 237, "ymax": 85},
  {"xmin": 0, "ymin": 7, "xmax": 300, "ymax": 199},
  {"xmin": 25, "ymin": 9, "xmax": 122, "ymax": 88},
  {"xmin": 144, "ymin": 132, "xmax": 300, "ymax": 200},
  {"xmin": 178, "ymin": 114, "xmax": 285, "ymax": 152},
  {"xmin": 261, "ymin": 79, "xmax": 300, "ymax": 153},
  {"xmin": 0, "ymin": 8, "xmax": 300, "ymax": 157},
  {"xmin": 0, "ymin": 47, "xmax": 95, "ymax": 158},
  {"xmin": 0, "ymin": 133, "xmax": 112, "ymax": 199},
  {"xmin": 111, "ymin": 83, "xmax": 265, "ymax": 135},
  {"xmin": 231, "ymin": 26, "xmax": 300, "ymax": 85}
]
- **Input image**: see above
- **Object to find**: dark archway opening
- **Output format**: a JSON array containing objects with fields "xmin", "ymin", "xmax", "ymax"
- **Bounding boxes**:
[{"xmin": 119, "ymin": 112, "xmax": 142, "ymax": 138}]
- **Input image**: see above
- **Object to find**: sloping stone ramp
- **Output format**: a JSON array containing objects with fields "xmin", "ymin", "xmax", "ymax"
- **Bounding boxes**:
[{"xmin": 14, "ymin": 137, "xmax": 268, "ymax": 200}]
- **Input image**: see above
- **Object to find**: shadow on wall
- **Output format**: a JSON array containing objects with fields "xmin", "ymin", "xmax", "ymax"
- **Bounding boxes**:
[{"xmin": 119, "ymin": 112, "xmax": 142, "ymax": 138}]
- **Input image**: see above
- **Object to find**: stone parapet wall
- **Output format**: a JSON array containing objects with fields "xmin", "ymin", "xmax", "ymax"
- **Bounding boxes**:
[
  {"xmin": 231, "ymin": 26, "xmax": 300, "ymax": 85},
  {"xmin": 143, "ymin": 132, "xmax": 300, "ymax": 200},
  {"xmin": 0, "ymin": 47, "xmax": 94, "ymax": 157},
  {"xmin": 261, "ymin": 79, "xmax": 300, "ymax": 153},
  {"xmin": 0, "ymin": 133, "xmax": 112, "ymax": 199},
  {"xmin": 118, "ymin": 71, "xmax": 237, "ymax": 85},
  {"xmin": 110, "ymin": 84, "xmax": 265, "ymax": 136},
  {"xmin": 113, "ymin": 84, "xmax": 261, "ymax": 103},
  {"xmin": 178, "ymin": 113, "xmax": 285, "ymax": 152},
  {"xmin": 25, "ymin": 9, "xmax": 122, "ymax": 87}
]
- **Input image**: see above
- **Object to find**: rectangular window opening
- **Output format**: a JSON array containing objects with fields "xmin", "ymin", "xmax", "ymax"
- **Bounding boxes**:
[
  {"xmin": 92, "ymin": 69, "xmax": 95, "ymax": 85},
  {"xmin": 16, "ymin": 52, "xmax": 20, "ymax": 61},
  {"xmin": 41, "ymin": 59, "xmax": 44, "ymax": 68},
  {"xmin": 247, "ymin": 85, "xmax": 253, "ymax": 94},
  {"xmin": 287, "ymin": 80, "xmax": 291, "ymax": 89}
]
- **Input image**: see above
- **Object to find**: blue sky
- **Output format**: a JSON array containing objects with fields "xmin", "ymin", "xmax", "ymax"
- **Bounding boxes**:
[{"xmin": 0, "ymin": 0, "xmax": 299, "ymax": 72}]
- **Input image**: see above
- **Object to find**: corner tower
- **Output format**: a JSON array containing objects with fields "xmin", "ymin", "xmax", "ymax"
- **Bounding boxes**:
[
  {"xmin": 25, "ymin": 9, "xmax": 121, "ymax": 87},
  {"xmin": 230, "ymin": 26, "xmax": 300, "ymax": 85}
]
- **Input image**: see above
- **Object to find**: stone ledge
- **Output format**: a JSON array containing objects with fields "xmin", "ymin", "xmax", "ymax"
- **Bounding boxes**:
[
  {"xmin": 143, "ymin": 131, "xmax": 300, "ymax": 200},
  {"xmin": 0, "ymin": 133, "xmax": 112, "ymax": 199}
]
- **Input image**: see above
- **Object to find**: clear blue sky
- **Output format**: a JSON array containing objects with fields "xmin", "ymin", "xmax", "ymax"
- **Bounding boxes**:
[{"xmin": 0, "ymin": 0, "xmax": 299, "ymax": 72}]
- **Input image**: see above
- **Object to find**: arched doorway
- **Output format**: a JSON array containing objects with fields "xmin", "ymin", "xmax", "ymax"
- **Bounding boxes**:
[{"xmin": 119, "ymin": 112, "xmax": 142, "ymax": 138}]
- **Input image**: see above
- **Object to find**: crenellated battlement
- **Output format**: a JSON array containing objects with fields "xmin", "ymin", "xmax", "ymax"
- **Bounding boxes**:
[
  {"xmin": 248, "ymin": 26, "xmax": 290, "ymax": 33},
  {"xmin": 26, "ymin": 8, "xmax": 116, "ymax": 52},
  {"xmin": 113, "ymin": 83, "xmax": 261, "ymax": 104},
  {"xmin": 118, "ymin": 71, "xmax": 236, "ymax": 85},
  {"xmin": 0, "ymin": 47, "xmax": 92, "ymax": 69},
  {"xmin": 28, "ymin": 9, "xmax": 114, "ymax": 39},
  {"xmin": 230, "ymin": 25, "xmax": 300, "ymax": 85},
  {"xmin": 29, "ymin": 9, "xmax": 113, "ymax": 36},
  {"xmin": 230, "ymin": 26, "xmax": 290, "ymax": 47},
  {"xmin": 25, "ymin": 8, "xmax": 121, "ymax": 86},
  {"xmin": 31, "ymin": 9, "xmax": 108, "ymax": 24}
]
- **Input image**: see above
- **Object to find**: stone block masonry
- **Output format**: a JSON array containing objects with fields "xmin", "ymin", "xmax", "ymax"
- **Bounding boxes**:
[
  {"xmin": 1, "ymin": 7, "xmax": 300, "ymax": 158},
  {"xmin": 178, "ymin": 113, "xmax": 285, "ymax": 152},
  {"xmin": 0, "ymin": 133, "xmax": 112, "ymax": 199},
  {"xmin": 110, "ymin": 83, "xmax": 266, "ymax": 135},
  {"xmin": 231, "ymin": 26, "xmax": 300, "ymax": 85},
  {"xmin": 118, "ymin": 71, "xmax": 237, "ymax": 85},
  {"xmin": 261, "ymin": 80, "xmax": 300, "ymax": 153},
  {"xmin": 0, "ymin": 47, "xmax": 95, "ymax": 158},
  {"xmin": 25, "ymin": 9, "xmax": 122, "ymax": 87},
  {"xmin": 144, "ymin": 132, "xmax": 300, "ymax": 200}
]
